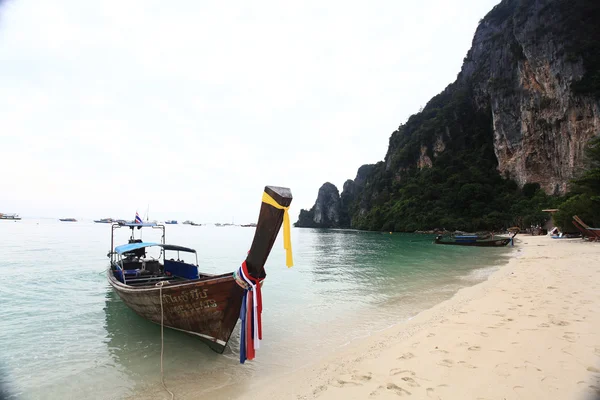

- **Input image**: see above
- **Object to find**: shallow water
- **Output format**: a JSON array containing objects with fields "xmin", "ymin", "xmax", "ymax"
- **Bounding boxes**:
[{"xmin": 0, "ymin": 220, "xmax": 512, "ymax": 399}]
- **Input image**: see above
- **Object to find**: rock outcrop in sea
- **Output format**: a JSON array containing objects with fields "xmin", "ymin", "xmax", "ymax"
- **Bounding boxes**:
[{"xmin": 295, "ymin": 183, "xmax": 341, "ymax": 228}]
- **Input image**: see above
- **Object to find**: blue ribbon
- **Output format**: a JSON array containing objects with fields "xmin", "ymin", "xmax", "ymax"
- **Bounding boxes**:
[{"xmin": 239, "ymin": 292, "xmax": 247, "ymax": 364}]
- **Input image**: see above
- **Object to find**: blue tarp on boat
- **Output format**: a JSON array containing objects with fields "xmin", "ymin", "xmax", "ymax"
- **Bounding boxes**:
[
  {"xmin": 114, "ymin": 242, "xmax": 197, "ymax": 255},
  {"xmin": 115, "ymin": 242, "xmax": 160, "ymax": 254}
]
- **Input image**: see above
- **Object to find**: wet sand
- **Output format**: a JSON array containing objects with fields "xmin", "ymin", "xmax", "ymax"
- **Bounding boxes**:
[{"xmin": 239, "ymin": 236, "xmax": 600, "ymax": 399}]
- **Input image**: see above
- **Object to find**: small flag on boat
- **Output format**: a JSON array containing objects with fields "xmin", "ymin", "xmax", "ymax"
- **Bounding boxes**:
[{"xmin": 135, "ymin": 211, "xmax": 143, "ymax": 224}]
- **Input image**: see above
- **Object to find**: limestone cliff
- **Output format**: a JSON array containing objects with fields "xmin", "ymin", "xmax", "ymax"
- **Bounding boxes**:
[
  {"xmin": 462, "ymin": 0, "xmax": 600, "ymax": 194},
  {"xmin": 295, "ymin": 183, "xmax": 342, "ymax": 228},
  {"xmin": 297, "ymin": 0, "xmax": 600, "ymax": 232}
]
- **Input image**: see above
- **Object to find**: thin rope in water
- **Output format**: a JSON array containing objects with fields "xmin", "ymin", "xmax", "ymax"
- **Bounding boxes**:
[{"xmin": 156, "ymin": 281, "xmax": 174, "ymax": 400}]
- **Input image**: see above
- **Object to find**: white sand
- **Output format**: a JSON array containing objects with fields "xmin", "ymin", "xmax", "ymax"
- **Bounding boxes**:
[{"xmin": 238, "ymin": 236, "xmax": 600, "ymax": 400}]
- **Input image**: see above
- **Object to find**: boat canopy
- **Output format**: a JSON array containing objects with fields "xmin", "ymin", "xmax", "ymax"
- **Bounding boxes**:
[
  {"xmin": 115, "ymin": 242, "xmax": 196, "ymax": 255},
  {"xmin": 160, "ymin": 244, "xmax": 197, "ymax": 253}
]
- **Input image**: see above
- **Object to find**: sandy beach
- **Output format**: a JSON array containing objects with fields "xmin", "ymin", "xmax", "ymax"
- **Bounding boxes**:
[{"xmin": 235, "ymin": 236, "xmax": 600, "ymax": 400}]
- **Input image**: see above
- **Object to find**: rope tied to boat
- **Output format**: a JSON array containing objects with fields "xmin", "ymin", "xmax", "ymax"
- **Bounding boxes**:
[
  {"xmin": 261, "ymin": 191, "xmax": 294, "ymax": 267},
  {"xmin": 235, "ymin": 261, "xmax": 265, "ymax": 364},
  {"xmin": 155, "ymin": 281, "xmax": 174, "ymax": 400}
]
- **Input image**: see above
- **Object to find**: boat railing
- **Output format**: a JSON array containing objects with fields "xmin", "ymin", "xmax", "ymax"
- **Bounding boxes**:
[{"xmin": 109, "ymin": 223, "xmax": 166, "ymax": 263}]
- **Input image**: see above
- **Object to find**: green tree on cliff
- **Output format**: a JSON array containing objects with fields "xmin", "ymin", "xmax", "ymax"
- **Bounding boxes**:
[{"xmin": 554, "ymin": 136, "xmax": 600, "ymax": 230}]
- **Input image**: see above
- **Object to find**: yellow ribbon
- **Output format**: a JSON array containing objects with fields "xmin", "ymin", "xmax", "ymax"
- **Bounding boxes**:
[{"xmin": 262, "ymin": 192, "xmax": 293, "ymax": 267}]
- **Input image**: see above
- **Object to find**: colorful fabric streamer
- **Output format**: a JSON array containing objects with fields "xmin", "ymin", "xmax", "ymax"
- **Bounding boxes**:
[{"xmin": 236, "ymin": 261, "xmax": 263, "ymax": 363}]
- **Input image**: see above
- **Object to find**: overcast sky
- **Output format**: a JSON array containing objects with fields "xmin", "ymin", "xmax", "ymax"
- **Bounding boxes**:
[{"xmin": 0, "ymin": 0, "xmax": 499, "ymax": 223}]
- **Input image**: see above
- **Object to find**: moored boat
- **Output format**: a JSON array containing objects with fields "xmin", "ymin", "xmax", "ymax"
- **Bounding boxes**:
[
  {"xmin": 59, "ymin": 218, "xmax": 77, "ymax": 222},
  {"xmin": 107, "ymin": 186, "xmax": 293, "ymax": 358},
  {"xmin": 434, "ymin": 231, "xmax": 517, "ymax": 247},
  {"xmin": 165, "ymin": 220, "xmax": 178, "ymax": 224},
  {"xmin": 94, "ymin": 218, "xmax": 114, "ymax": 223},
  {"xmin": 0, "ymin": 213, "xmax": 21, "ymax": 220}
]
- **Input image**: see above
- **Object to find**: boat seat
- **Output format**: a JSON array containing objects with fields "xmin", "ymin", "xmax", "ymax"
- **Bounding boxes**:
[{"xmin": 164, "ymin": 259, "xmax": 199, "ymax": 279}]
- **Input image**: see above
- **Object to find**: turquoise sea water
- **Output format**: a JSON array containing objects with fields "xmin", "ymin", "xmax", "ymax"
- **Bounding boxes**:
[{"xmin": 0, "ymin": 220, "xmax": 512, "ymax": 399}]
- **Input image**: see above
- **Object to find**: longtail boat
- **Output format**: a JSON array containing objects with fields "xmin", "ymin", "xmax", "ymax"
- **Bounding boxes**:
[
  {"xmin": 434, "ymin": 231, "xmax": 517, "ymax": 247},
  {"xmin": 572, "ymin": 215, "xmax": 600, "ymax": 241},
  {"xmin": 107, "ymin": 186, "xmax": 292, "ymax": 359}
]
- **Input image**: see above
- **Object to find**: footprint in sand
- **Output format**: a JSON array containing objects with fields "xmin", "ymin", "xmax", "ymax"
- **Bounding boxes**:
[
  {"xmin": 476, "ymin": 332, "xmax": 489, "ymax": 337},
  {"xmin": 551, "ymin": 320, "xmax": 570, "ymax": 326},
  {"xmin": 400, "ymin": 377, "xmax": 421, "ymax": 388},
  {"xmin": 538, "ymin": 323, "xmax": 550, "ymax": 328},
  {"xmin": 426, "ymin": 387, "xmax": 436, "ymax": 398},
  {"xmin": 587, "ymin": 366, "xmax": 600, "ymax": 373},
  {"xmin": 312, "ymin": 385, "xmax": 327, "ymax": 396},
  {"xmin": 438, "ymin": 359, "xmax": 454, "ymax": 368},
  {"xmin": 468, "ymin": 346, "xmax": 481, "ymax": 351},
  {"xmin": 427, "ymin": 333, "xmax": 436, "ymax": 338},
  {"xmin": 390, "ymin": 369, "xmax": 416, "ymax": 377},
  {"xmin": 352, "ymin": 372, "xmax": 373, "ymax": 382},
  {"xmin": 430, "ymin": 348, "xmax": 449, "ymax": 354},
  {"xmin": 369, "ymin": 384, "xmax": 412, "ymax": 397},
  {"xmin": 333, "ymin": 379, "xmax": 362, "ymax": 388},
  {"xmin": 457, "ymin": 361, "xmax": 477, "ymax": 369},
  {"xmin": 398, "ymin": 352, "xmax": 415, "ymax": 360},
  {"xmin": 563, "ymin": 334, "xmax": 576, "ymax": 343},
  {"xmin": 386, "ymin": 383, "xmax": 412, "ymax": 396}
]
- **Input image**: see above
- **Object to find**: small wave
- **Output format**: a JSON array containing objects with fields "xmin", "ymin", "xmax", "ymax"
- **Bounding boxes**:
[{"xmin": 459, "ymin": 265, "xmax": 499, "ymax": 282}]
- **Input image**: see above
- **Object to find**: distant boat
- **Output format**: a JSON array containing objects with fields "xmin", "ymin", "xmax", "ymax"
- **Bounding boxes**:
[
  {"xmin": 94, "ymin": 218, "xmax": 114, "ymax": 223},
  {"xmin": 241, "ymin": 223, "xmax": 257, "ymax": 227},
  {"xmin": 183, "ymin": 220, "xmax": 201, "ymax": 226},
  {"xmin": 165, "ymin": 220, "xmax": 178, "ymax": 225},
  {"xmin": 59, "ymin": 218, "xmax": 77, "ymax": 222},
  {"xmin": 0, "ymin": 213, "xmax": 21, "ymax": 220}
]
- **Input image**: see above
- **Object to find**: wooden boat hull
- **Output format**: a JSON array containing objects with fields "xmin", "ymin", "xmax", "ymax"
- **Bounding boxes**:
[
  {"xmin": 435, "ymin": 238, "xmax": 512, "ymax": 247},
  {"xmin": 107, "ymin": 271, "xmax": 244, "ymax": 353}
]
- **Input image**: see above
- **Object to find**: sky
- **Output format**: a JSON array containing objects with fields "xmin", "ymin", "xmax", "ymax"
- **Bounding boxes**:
[{"xmin": 0, "ymin": 0, "xmax": 500, "ymax": 223}]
